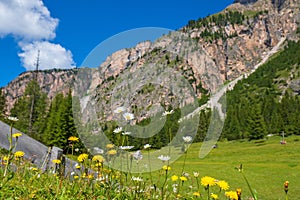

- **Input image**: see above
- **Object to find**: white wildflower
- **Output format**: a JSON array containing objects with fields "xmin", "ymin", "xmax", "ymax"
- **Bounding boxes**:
[
  {"xmin": 183, "ymin": 136, "xmax": 192, "ymax": 143},
  {"xmin": 114, "ymin": 106, "xmax": 126, "ymax": 114},
  {"xmin": 144, "ymin": 144, "xmax": 151, "ymax": 149},
  {"xmin": 158, "ymin": 155, "xmax": 170, "ymax": 162},
  {"xmin": 122, "ymin": 131, "xmax": 131, "ymax": 136},
  {"xmin": 113, "ymin": 127, "xmax": 123, "ymax": 133},
  {"xmin": 119, "ymin": 146, "xmax": 134, "ymax": 150},
  {"xmin": 162, "ymin": 110, "xmax": 174, "ymax": 116},
  {"xmin": 123, "ymin": 112, "xmax": 134, "ymax": 121}
]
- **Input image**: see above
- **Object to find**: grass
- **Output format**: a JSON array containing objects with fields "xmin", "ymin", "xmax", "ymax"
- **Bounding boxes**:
[{"xmin": 1, "ymin": 134, "xmax": 299, "ymax": 199}]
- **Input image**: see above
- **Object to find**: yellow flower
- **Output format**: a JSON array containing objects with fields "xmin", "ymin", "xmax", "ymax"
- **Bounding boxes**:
[
  {"xmin": 75, "ymin": 165, "xmax": 81, "ymax": 169},
  {"xmin": 107, "ymin": 149, "xmax": 117, "ymax": 156},
  {"xmin": 217, "ymin": 180, "xmax": 229, "ymax": 191},
  {"xmin": 52, "ymin": 159, "xmax": 61, "ymax": 164},
  {"xmin": 3, "ymin": 156, "xmax": 9, "ymax": 161},
  {"xmin": 162, "ymin": 165, "xmax": 171, "ymax": 171},
  {"xmin": 211, "ymin": 193, "xmax": 218, "ymax": 200},
  {"xmin": 68, "ymin": 136, "xmax": 79, "ymax": 142},
  {"xmin": 77, "ymin": 153, "xmax": 89, "ymax": 162},
  {"xmin": 236, "ymin": 188, "xmax": 242, "ymax": 198},
  {"xmin": 171, "ymin": 175, "xmax": 178, "ymax": 181},
  {"xmin": 14, "ymin": 151, "xmax": 25, "ymax": 158},
  {"xmin": 225, "ymin": 191, "xmax": 238, "ymax": 200},
  {"xmin": 31, "ymin": 167, "xmax": 38, "ymax": 171},
  {"xmin": 94, "ymin": 163, "xmax": 102, "ymax": 167},
  {"xmin": 92, "ymin": 155, "xmax": 105, "ymax": 163},
  {"xmin": 201, "ymin": 176, "xmax": 216, "ymax": 187},
  {"xmin": 74, "ymin": 175, "xmax": 79, "ymax": 179},
  {"xmin": 193, "ymin": 192, "xmax": 200, "ymax": 197},
  {"xmin": 180, "ymin": 176, "xmax": 187, "ymax": 182},
  {"xmin": 12, "ymin": 133, "xmax": 22, "ymax": 138},
  {"xmin": 106, "ymin": 144, "xmax": 114, "ymax": 149},
  {"xmin": 88, "ymin": 174, "xmax": 93, "ymax": 179}
]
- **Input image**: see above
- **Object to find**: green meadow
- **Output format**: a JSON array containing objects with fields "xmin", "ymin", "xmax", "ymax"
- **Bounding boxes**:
[{"xmin": 1, "ymin": 134, "xmax": 299, "ymax": 199}]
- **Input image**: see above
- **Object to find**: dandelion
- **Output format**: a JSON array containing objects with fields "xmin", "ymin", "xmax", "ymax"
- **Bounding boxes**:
[
  {"xmin": 31, "ymin": 167, "xmax": 38, "ymax": 171},
  {"xmin": 193, "ymin": 172, "xmax": 200, "ymax": 178},
  {"xmin": 68, "ymin": 136, "xmax": 79, "ymax": 142},
  {"xmin": 7, "ymin": 116, "xmax": 19, "ymax": 122},
  {"xmin": 77, "ymin": 153, "xmax": 89, "ymax": 162},
  {"xmin": 106, "ymin": 143, "xmax": 114, "ymax": 149},
  {"xmin": 182, "ymin": 135, "xmax": 192, "ymax": 143},
  {"xmin": 92, "ymin": 155, "xmax": 105, "ymax": 163},
  {"xmin": 162, "ymin": 165, "xmax": 171, "ymax": 171},
  {"xmin": 12, "ymin": 133, "xmax": 22, "ymax": 138},
  {"xmin": 52, "ymin": 159, "xmax": 61, "ymax": 165},
  {"xmin": 114, "ymin": 106, "xmax": 126, "ymax": 114},
  {"xmin": 158, "ymin": 155, "xmax": 170, "ymax": 162},
  {"xmin": 75, "ymin": 163, "xmax": 81, "ymax": 169},
  {"xmin": 211, "ymin": 193, "xmax": 218, "ymax": 199},
  {"xmin": 74, "ymin": 175, "xmax": 79, "ymax": 179},
  {"xmin": 193, "ymin": 192, "xmax": 200, "ymax": 197},
  {"xmin": 171, "ymin": 175, "xmax": 179, "ymax": 181},
  {"xmin": 201, "ymin": 176, "xmax": 216, "ymax": 187},
  {"xmin": 144, "ymin": 144, "xmax": 151, "ymax": 149},
  {"xmin": 122, "ymin": 131, "xmax": 131, "ymax": 135},
  {"xmin": 162, "ymin": 110, "xmax": 174, "ymax": 116},
  {"xmin": 14, "ymin": 151, "xmax": 25, "ymax": 158},
  {"xmin": 180, "ymin": 176, "xmax": 187, "ymax": 182},
  {"xmin": 107, "ymin": 149, "xmax": 117, "ymax": 156},
  {"xmin": 123, "ymin": 112, "xmax": 134, "ymax": 121},
  {"xmin": 88, "ymin": 174, "xmax": 93, "ymax": 179},
  {"xmin": 217, "ymin": 180, "xmax": 229, "ymax": 191},
  {"xmin": 113, "ymin": 127, "xmax": 123, "ymax": 134},
  {"xmin": 225, "ymin": 191, "xmax": 238, "ymax": 200}
]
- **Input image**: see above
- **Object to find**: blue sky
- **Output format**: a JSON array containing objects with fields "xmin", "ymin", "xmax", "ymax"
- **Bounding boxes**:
[{"xmin": 0, "ymin": 0, "xmax": 233, "ymax": 87}]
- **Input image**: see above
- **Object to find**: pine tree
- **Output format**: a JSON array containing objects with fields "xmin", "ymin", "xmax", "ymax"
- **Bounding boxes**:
[{"xmin": 247, "ymin": 104, "xmax": 267, "ymax": 140}]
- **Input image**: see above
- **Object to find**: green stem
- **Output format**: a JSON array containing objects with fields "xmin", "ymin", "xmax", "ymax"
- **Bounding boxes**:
[{"xmin": 242, "ymin": 172, "xmax": 257, "ymax": 200}]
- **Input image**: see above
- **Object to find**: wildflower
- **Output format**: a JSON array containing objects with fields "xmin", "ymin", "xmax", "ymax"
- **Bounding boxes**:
[
  {"xmin": 171, "ymin": 175, "xmax": 178, "ymax": 181},
  {"xmin": 225, "ymin": 191, "xmax": 238, "ymax": 200},
  {"xmin": 7, "ymin": 116, "xmax": 19, "ymax": 122},
  {"xmin": 92, "ymin": 155, "xmax": 105, "ymax": 163},
  {"xmin": 201, "ymin": 176, "xmax": 216, "ymax": 187},
  {"xmin": 14, "ymin": 151, "xmax": 25, "ymax": 158},
  {"xmin": 131, "ymin": 176, "xmax": 143, "ymax": 182},
  {"xmin": 75, "ymin": 148, "xmax": 79, "ymax": 152},
  {"xmin": 193, "ymin": 172, "xmax": 200, "ymax": 178},
  {"xmin": 107, "ymin": 149, "xmax": 117, "ymax": 156},
  {"xmin": 77, "ymin": 153, "xmax": 89, "ymax": 162},
  {"xmin": 75, "ymin": 163, "xmax": 81, "ymax": 169},
  {"xmin": 144, "ymin": 144, "xmax": 151, "ymax": 149},
  {"xmin": 74, "ymin": 175, "xmax": 79, "ymax": 179},
  {"xmin": 88, "ymin": 174, "xmax": 93, "ymax": 179},
  {"xmin": 122, "ymin": 131, "xmax": 131, "ymax": 135},
  {"xmin": 68, "ymin": 136, "xmax": 79, "ymax": 142},
  {"xmin": 162, "ymin": 109, "xmax": 174, "ymax": 116},
  {"xmin": 193, "ymin": 192, "xmax": 200, "ymax": 197},
  {"xmin": 133, "ymin": 150, "xmax": 143, "ymax": 160},
  {"xmin": 180, "ymin": 176, "xmax": 187, "ymax": 182},
  {"xmin": 284, "ymin": 181, "xmax": 289, "ymax": 194},
  {"xmin": 12, "ymin": 133, "xmax": 22, "ymax": 138},
  {"xmin": 236, "ymin": 188, "xmax": 242, "ymax": 199},
  {"xmin": 119, "ymin": 146, "xmax": 134, "ymax": 150},
  {"xmin": 52, "ymin": 159, "xmax": 61, "ymax": 165},
  {"xmin": 123, "ymin": 112, "xmax": 134, "ymax": 121},
  {"xmin": 106, "ymin": 143, "xmax": 114, "ymax": 149},
  {"xmin": 182, "ymin": 136, "xmax": 192, "ymax": 143},
  {"xmin": 158, "ymin": 155, "xmax": 170, "ymax": 162},
  {"xmin": 162, "ymin": 165, "xmax": 171, "ymax": 171},
  {"xmin": 70, "ymin": 172, "xmax": 75, "ymax": 176},
  {"xmin": 93, "ymin": 147, "xmax": 104, "ymax": 154},
  {"xmin": 31, "ymin": 167, "xmax": 38, "ymax": 171},
  {"xmin": 113, "ymin": 127, "xmax": 122, "ymax": 134},
  {"xmin": 217, "ymin": 180, "xmax": 229, "ymax": 191},
  {"xmin": 211, "ymin": 193, "xmax": 218, "ymax": 199},
  {"xmin": 114, "ymin": 106, "xmax": 126, "ymax": 114}
]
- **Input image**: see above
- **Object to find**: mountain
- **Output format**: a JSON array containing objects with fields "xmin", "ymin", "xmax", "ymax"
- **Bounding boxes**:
[{"xmin": 1, "ymin": 0, "xmax": 299, "ymax": 122}]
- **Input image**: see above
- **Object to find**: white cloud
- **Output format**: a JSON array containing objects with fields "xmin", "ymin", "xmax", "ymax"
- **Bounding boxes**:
[
  {"xmin": 18, "ymin": 41, "xmax": 75, "ymax": 70},
  {"xmin": 0, "ymin": 0, "xmax": 58, "ymax": 40},
  {"xmin": 0, "ymin": 0, "xmax": 76, "ymax": 70}
]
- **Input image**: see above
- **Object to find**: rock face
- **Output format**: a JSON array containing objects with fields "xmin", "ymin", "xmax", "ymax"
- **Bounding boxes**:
[
  {"xmin": 2, "ymin": 69, "xmax": 77, "ymax": 112},
  {"xmin": 2, "ymin": 0, "xmax": 300, "ymax": 120}
]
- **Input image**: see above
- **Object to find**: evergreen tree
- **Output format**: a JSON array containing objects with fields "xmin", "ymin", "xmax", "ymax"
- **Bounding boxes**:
[
  {"xmin": 10, "ymin": 80, "xmax": 48, "ymax": 138},
  {"xmin": 247, "ymin": 104, "xmax": 267, "ymax": 140}
]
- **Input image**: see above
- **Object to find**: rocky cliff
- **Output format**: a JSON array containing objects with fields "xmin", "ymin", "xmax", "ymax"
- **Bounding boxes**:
[{"xmin": 2, "ymin": 0, "xmax": 300, "ymax": 121}]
